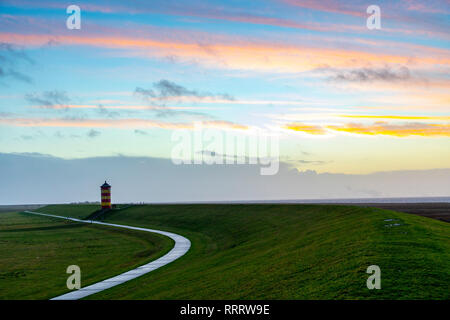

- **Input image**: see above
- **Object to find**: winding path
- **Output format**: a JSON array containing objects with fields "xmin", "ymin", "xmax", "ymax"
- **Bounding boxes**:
[{"xmin": 23, "ymin": 211, "xmax": 191, "ymax": 300}]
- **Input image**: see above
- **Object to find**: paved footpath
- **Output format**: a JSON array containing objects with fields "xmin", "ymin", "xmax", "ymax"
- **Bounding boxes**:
[{"xmin": 24, "ymin": 211, "xmax": 191, "ymax": 300}]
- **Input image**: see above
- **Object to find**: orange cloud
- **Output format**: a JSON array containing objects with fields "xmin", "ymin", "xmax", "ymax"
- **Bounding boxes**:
[
  {"xmin": 282, "ymin": 0, "xmax": 364, "ymax": 17},
  {"xmin": 1, "ymin": 32, "xmax": 449, "ymax": 73},
  {"xmin": 283, "ymin": 123, "xmax": 327, "ymax": 135},
  {"xmin": 283, "ymin": 121, "xmax": 450, "ymax": 137},
  {"xmin": 0, "ymin": 118, "xmax": 248, "ymax": 130},
  {"xmin": 339, "ymin": 115, "xmax": 450, "ymax": 121},
  {"xmin": 327, "ymin": 122, "xmax": 450, "ymax": 137}
]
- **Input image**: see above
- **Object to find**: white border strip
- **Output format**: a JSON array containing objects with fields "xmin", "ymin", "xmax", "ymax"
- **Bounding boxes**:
[{"xmin": 23, "ymin": 211, "xmax": 191, "ymax": 300}]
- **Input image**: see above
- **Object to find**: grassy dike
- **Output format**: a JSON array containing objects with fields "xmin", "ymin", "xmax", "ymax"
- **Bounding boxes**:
[
  {"xmin": 83, "ymin": 204, "xmax": 449, "ymax": 300},
  {"xmin": 0, "ymin": 209, "xmax": 173, "ymax": 299},
  {"xmin": 2, "ymin": 204, "xmax": 449, "ymax": 299}
]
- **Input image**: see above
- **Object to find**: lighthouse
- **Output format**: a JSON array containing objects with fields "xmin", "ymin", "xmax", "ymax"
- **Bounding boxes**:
[{"xmin": 100, "ymin": 181, "xmax": 111, "ymax": 209}]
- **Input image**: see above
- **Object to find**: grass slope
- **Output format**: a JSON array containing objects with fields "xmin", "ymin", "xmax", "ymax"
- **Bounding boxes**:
[
  {"xmin": 0, "ymin": 211, "xmax": 173, "ymax": 299},
  {"xmin": 35, "ymin": 204, "xmax": 99, "ymax": 219},
  {"xmin": 83, "ymin": 204, "xmax": 449, "ymax": 300}
]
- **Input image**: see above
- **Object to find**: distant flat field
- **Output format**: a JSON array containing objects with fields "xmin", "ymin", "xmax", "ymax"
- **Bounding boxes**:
[
  {"xmin": 348, "ymin": 203, "xmax": 450, "ymax": 223},
  {"xmin": 0, "ymin": 205, "xmax": 45, "ymax": 213},
  {"xmin": 0, "ymin": 211, "xmax": 173, "ymax": 299}
]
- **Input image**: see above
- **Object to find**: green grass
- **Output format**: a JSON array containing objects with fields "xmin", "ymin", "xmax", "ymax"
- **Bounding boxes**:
[
  {"xmin": 3, "ymin": 204, "xmax": 449, "ymax": 299},
  {"xmin": 0, "ymin": 211, "xmax": 173, "ymax": 299},
  {"xmin": 35, "ymin": 204, "xmax": 99, "ymax": 219},
  {"xmin": 85, "ymin": 204, "xmax": 449, "ymax": 300}
]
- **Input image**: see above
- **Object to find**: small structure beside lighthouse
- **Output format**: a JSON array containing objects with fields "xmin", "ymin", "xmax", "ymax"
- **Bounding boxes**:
[{"xmin": 100, "ymin": 181, "xmax": 112, "ymax": 209}]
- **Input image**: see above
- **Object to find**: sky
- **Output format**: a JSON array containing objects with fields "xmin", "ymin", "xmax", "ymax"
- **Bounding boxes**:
[{"xmin": 0, "ymin": 0, "xmax": 449, "ymax": 202}]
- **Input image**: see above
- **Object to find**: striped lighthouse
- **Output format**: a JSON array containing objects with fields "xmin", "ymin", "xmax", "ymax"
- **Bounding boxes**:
[{"xmin": 100, "ymin": 181, "xmax": 111, "ymax": 209}]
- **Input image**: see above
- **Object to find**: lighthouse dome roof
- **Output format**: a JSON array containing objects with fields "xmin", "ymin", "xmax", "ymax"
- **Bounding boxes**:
[{"xmin": 101, "ymin": 181, "xmax": 111, "ymax": 188}]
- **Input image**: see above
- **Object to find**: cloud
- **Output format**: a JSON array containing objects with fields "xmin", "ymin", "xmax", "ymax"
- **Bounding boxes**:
[
  {"xmin": 0, "ymin": 0, "xmax": 367, "ymax": 34},
  {"xmin": 283, "ymin": 0, "xmax": 450, "ymax": 37},
  {"xmin": 284, "ymin": 121, "xmax": 450, "ymax": 137},
  {"xmin": 327, "ymin": 66, "xmax": 413, "ymax": 83},
  {"xmin": 54, "ymin": 131, "xmax": 81, "ymax": 139},
  {"xmin": 201, "ymin": 120, "xmax": 248, "ymax": 130},
  {"xmin": 135, "ymin": 79, "xmax": 234, "ymax": 102},
  {"xmin": 1, "ymin": 152, "xmax": 449, "ymax": 204},
  {"xmin": 0, "ymin": 117, "xmax": 249, "ymax": 131},
  {"xmin": 153, "ymin": 109, "xmax": 212, "ymax": 120},
  {"xmin": 30, "ymin": 104, "xmax": 216, "ymax": 111},
  {"xmin": 5, "ymin": 0, "xmax": 448, "ymax": 36},
  {"xmin": 134, "ymin": 87, "xmax": 155, "ymax": 98},
  {"xmin": 339, "ymin": 115, "xmax": 450, "ymax": 121},
  {"xmin": 135, "ymin": 80, "xmax": 233, "ymax": 118},
  {"xmin": 327, "ymin": 122, "xmax": 450, "ymax": 137},
  {"xmin": 134, "ymin": 129, "xmax": 148, "ymax": 135},
  {"xmin": 282, "ymin": 0, "xmax": 365, "ymax": 17},
  {"xmin": 196, "ymin": 150, "xmax": 264, "ymax": 164},
  {"xmin": 87, "ymin": 129, "xmax": 101, "ymax": 138},
  {"xmin": 9, "ymin": 152, "xmax": 53, "ymax": 158},
  {"xmin": 5, "ymin": 32, "xmax": 447, "ymax": 74},
  {"xmin": 25, "ymin": 90, "xmax": 70, "ymax": 109},
  {"xmin": 0, "ymin": 42, "xmax": 32, "ymax": 62},
  {"xmin": 0, "ymin": 67, "xmax": 32, "ymax": 83},
  {"xmin": 0, "ymin": 42, "xmax": 33, "ymax": 83},
  {"xmin": 294, "ymin": 160, "xmax": 328, "ymax": 165},
  {"xmin": 402, "ymin": 0, "xmax": 449, "ymax": 14},
  {"xmin": 283, "ymin": 123, "xmax": 327, "ymax": 135},
  {"xmin": 96, "ymin": 104, "xmax": 120, "ymax": 118}
]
